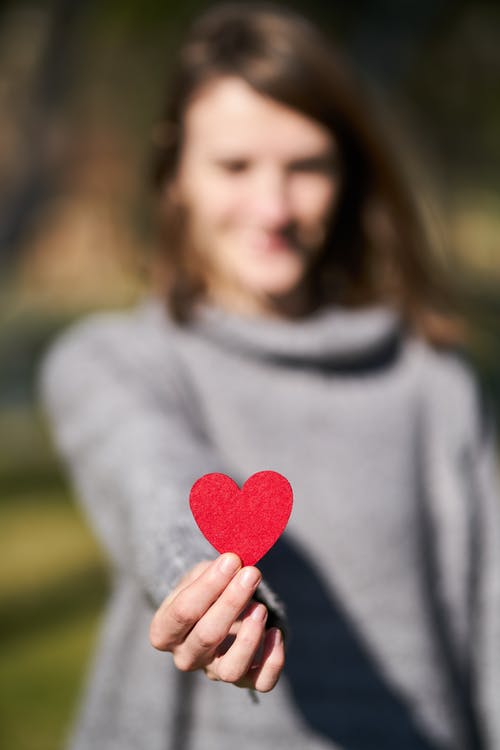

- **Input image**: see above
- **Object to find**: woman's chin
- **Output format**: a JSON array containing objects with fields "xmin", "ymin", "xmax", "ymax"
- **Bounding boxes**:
[
  {"xmin": 240, "ymin": 265, "xmax": 307, "ymax": 299},
  {"xmin": 239, "ymin": 276, "xmax": 314, "ymax": 317},
  {"xmin": 208, "ymin": 264, "xmax": 312, "ymax": 316}
]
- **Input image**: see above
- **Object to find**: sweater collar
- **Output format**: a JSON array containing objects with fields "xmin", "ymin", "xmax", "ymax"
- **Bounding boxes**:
[{"xmin": 188, "ymin": 302, "xmax": 403, "ymax": 367}]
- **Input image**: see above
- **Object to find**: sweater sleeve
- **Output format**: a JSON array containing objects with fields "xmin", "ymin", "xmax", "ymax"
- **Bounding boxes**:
[
  {"xmin": 38, "ymin": 310, "xmax": 231, "ymax": 607},
  {"xmin": 471, "ymin": 401, "xmax": 500, "ymax": 749},
  {"xmin": 422, "ymin": 348, "xmax": 500, "ymax": 748}
]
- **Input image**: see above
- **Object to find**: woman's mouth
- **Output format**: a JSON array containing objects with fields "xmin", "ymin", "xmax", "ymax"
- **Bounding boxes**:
[{"xmin": 250, "ymin": 231, "xmax": 295, "ymax": 254}]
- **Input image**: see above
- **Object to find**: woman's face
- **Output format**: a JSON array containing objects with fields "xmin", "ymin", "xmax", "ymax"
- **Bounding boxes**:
[{"xmin": 170, "ymin": 76, "xmax": 341, "ymax": 316}]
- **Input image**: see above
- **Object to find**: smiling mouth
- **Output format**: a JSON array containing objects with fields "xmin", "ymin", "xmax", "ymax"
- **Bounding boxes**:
[{"xmin": 251, "ymin": 231, "xmax": 300, "ymax": 254}]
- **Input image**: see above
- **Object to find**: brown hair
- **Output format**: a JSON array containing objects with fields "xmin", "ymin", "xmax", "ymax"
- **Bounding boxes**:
[{"xmin": 150, "ymin": 2, "xmax": 462, "ymax": 343}]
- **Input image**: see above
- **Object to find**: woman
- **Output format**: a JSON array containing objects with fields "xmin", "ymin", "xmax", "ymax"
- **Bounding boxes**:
[{"xmin": 40, "ymin": 4, "xmax": 500, "ymax": 749}]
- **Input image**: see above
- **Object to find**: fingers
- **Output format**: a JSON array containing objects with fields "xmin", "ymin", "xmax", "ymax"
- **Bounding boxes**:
[
  {"xmin": 247, "ymin": 628, "xmax": 285, "ymax": 693},
  {"xmin": 205, "ymin": 619, "xmax": 285, "ymax": 693},
  {"xmin": 151, "ymin": 554, "xmax": 262, "ymax": 659},
  {"xmin": 176, "ymin": 560, "xmax": 213, "ymax": 589},
  {"xmin": 162, "ymin": 560, "xmax": 213, "ymax": 607},
  {"xmin": 150, "ymin": 553, "xmax": 242, "ymax": 650},
  {"xmin": 149, "ymin": 554, "xmax": 285, "ymax": 693},
  {"xmin": 203, "ymin": 601, "xmax": 268, "ymax": 682},
  {"xmin": 173, "ymin": 566, "xmax": 262, "ymax": 670}
]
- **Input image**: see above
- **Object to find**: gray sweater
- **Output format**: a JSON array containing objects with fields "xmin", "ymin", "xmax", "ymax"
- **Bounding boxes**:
[{"xmin": 39, "ymin": 297, "xmax": 500, "ymax": 750}]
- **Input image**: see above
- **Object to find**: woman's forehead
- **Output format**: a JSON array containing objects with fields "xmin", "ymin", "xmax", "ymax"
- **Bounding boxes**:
[{"xmin": 183, "ymin": 76, "xmax": 336, "ymax": 157}]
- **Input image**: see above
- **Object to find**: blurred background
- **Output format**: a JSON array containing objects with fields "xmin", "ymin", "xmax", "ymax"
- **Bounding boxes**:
[{"xmin": 1, "ymin": 0, "xmax": 499, "ymax": 748}]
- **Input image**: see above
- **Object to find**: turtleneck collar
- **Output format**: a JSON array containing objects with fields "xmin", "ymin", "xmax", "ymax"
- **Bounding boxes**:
[
  {"xmin": 177, "ymin": 301, "xmax": 402, "ymax": 368},
  {"xmin": 141, "ymin": 296, "xmax": 403, "ymax": 367}
]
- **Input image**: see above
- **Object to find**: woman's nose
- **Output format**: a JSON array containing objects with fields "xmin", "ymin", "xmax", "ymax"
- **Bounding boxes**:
[{"xmin": 250, "ymin": 170, "xmax": 292, "ymax": 228}]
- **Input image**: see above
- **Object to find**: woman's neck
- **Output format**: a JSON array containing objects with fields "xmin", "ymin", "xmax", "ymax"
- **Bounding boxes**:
[{"xmin": 204, "ymin": 277, "xmax": 321, "ymax": 321}]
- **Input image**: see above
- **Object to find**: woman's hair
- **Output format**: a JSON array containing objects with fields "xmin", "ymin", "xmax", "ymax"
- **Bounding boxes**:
[{"xmin": 150, "ymin": 1, "xmax": 461, "ymax": 343}]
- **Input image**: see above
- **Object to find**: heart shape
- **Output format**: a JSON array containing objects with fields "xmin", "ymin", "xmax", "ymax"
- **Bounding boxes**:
[{"xmin": 189, "ymin": 471, "xmax": 293, "ymax": 566}]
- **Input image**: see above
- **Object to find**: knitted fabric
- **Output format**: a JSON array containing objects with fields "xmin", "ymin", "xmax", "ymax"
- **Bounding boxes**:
[{"xmin": 39, "ymin": 297, "xmax": 500, "ymax": 750}]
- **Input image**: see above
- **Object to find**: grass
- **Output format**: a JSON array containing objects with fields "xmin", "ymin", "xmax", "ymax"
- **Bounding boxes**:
[
  {"xmin": 0, "ymin": 408, "xmax": 109, "ymax": 750},
  {"xmin": 0, "ymin": 608, "xmax": 103, "ymax": 750}
]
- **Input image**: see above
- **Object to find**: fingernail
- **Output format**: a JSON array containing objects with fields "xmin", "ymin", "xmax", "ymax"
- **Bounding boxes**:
[
  {"xmin": 218, "ymin": 553, "xmax": 241, "ymax": 575},
  {"xmin": 238, "ymin": 567, "xmax": 261, "ymax": 590},
  {"xmin": 250, "ymin": 604, "xmax": 267, "ymax": 623},
  {"xmin": 271, "ymin": 628, "xmax": 282, "ymax": 647}
]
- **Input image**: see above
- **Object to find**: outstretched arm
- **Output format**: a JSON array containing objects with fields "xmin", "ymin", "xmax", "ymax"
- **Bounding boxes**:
[{"xmin": 39, "ymin": 308, "xmax": 287, "ymax": 690}]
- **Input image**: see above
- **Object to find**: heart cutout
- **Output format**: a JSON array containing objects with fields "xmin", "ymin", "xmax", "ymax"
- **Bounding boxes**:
[{"xmin": 189, "ymin": 471, "xmax": 293, "ymax": 566}]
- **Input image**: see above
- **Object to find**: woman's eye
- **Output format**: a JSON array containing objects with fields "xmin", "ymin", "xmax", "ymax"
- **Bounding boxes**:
[
  {"xmin": 290, "ymin": 158, "xmax": 337, "ymax": 175},
  {"xmin": 217, "ymin": 160, "xmax": 249, "ymax": 174}
]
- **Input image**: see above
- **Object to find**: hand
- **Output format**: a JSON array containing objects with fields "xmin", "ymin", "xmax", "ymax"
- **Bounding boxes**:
[{"xmin": 150, "ymin": 553, "xmax": 285, "ymax": 692}]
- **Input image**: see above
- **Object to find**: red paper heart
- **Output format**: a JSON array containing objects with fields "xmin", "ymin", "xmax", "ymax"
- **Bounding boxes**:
[{"xmin": 189, "ymin": 471, "xmax": 293, "ymax": 566}]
